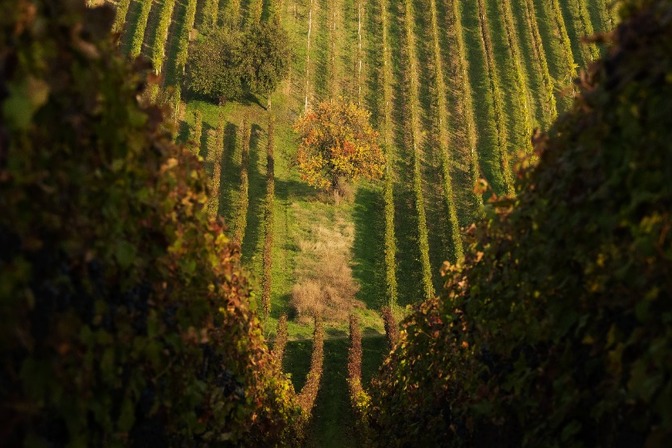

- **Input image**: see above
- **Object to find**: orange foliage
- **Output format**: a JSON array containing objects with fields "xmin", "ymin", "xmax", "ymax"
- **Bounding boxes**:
[{"xmin": 294, "ymin": 99, "xmax": 385, "ymax": 191}]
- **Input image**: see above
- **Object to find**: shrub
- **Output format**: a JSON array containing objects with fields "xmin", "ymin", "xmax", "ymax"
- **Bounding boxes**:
[
  {"xmin": 348, "ymin": 315, "xmax": 372, "ymax": 445},
  {"xmin": 151, "ymin": 0, "xmax": 176, "ymax": 74},
  {"xmin": 273, "ymin": 314, "xmax": 289, "ymax": 366},
  {"xmin": 129, "ymin": 0, "xmax": 152, "ymax": 58},
  {"xmin": 381, "ymin": 306, "xmax": 399, "ymax": 349},
  {"xmin": 185, "ymin": 21, "xmax": 291, "ymax": 104},
  {"xmin": 297, "ymin": 317, "xmax": 325, "ymax": 416}
]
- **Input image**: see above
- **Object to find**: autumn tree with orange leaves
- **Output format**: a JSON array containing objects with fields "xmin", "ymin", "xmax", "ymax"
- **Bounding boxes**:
[{"xmin": 295, "ymin": 99, "xmax": 385, "ymax": 192}]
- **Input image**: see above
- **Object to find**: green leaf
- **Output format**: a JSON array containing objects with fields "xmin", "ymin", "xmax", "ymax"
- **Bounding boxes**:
[{"xmin": 114, "ymin": 240, "xmax": 136, "ymax": 269}]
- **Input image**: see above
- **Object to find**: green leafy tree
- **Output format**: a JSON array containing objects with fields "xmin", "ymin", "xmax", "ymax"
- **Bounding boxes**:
[
  {"xmin": 185, "ymin": 21, "xmax": 291, "ymax": 104},
  {"xmin": 240, "ymin": 19, "xmax": 291, "ymax": 97},
  {"xmin": 185, "ymin": 29, "xmax": 244, "ymax": 103},
  {"xmin": 294, "ymin": 99, "xmax": 385, "ymax": 192}
]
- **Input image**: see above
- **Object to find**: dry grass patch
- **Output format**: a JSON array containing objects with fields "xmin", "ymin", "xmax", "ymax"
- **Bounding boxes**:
[{"xmin": 290, "ymin": 219, "xmax": 362, "ymax": 323}]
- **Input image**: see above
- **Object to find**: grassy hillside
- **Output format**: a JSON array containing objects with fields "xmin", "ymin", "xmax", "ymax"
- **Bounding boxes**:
[{"xmin": 110, "ymin": 0, "xmax": 614, "ymax": 439}]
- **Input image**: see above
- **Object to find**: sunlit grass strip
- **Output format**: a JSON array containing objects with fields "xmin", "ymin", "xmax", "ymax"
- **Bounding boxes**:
[
  {"xmin": 247, "ymin": 0, "xmax": 264, "ymax": 27},
  {"xmin": 261, "ymin": 116, "xmax": 275, "ymax": 316},
  {"xmin": 112, "ymin": 0, "xmax": 132, "ymax": 34},
  {"xmin": 497, "ymin": 0, "xmax": 533, "ymax": 151},
  {"xmin": 549, "ymin": 0, "xmax": 576, "ymax": 76},
  {"xmin": 129, "ymin": 0, "xmax": 153, "ymax": 58},
  {"xmin": 428, "ymin": 0, "xmax": 463, "ymax": 262},
  {"xmin": 519, "ymin": 0, "xmax": 556, "ymax": 128},
  {"xmin": 233, "ymin": 120, "xmax": 251, "ymax": 245},
  {"xmin": 598, "ymin": 0, "xmax": 619, "ymax": 30},
  {"xmin": 403, "ymin": 0, "xmax": 434, "ymax": 300},
  {"xmin": 199, "ymin": 0, "xmax": 218, "ymax": 30},
  {"xmin": 591, "ymin": 0, "xmax": 612, "ymax": 33},
  {"xmin": 565, "ymin": 0, "xmax": 600, "ymax": 65},
  {"xmin": 151, "ymin": 0, "xmax": 176, "ymax": 74},
  {"xmin": 444, "ymin": 0, "xmax": 483, "ymax": 213},
  {"xmin": 224, "ymin": 0, "xmax": 242, "ymax": 30},
  {"xmin": 304, "ymin": 0, "xmax": 315, "ymax": 111},
  {"xmin": 207, "ymin": 118, "xmax": 225, "ymax": 219},
  {"xmin": 190, "ymin": 110, "xmax": 202, "ymax": 156},
  {"xmin": 327, "ymin": 0, "xmax": 337, "ymax": 98},
  {"xmin": 476, "ymin": 0, "xmax": 513, "ymax": 195},
  {"xmin": 172, "ymin": 0, "xmax": 197, "ymax": 84},
  {"xmin": 297, "ymin": 317, "xmax": 325, "ymax": 415},
  {"xmin": 380, "ymin": 0, "xmax": 398, "ymax": 307},
  {"xmin": 356, "ymin": 0, "xmax": 363, "ymax": 104}
]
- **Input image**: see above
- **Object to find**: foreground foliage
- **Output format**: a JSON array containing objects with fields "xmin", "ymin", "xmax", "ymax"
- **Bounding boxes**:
[
  {"xmin": 367, "ymin": 0, "xmax": 672, "ymax": 446},
  {"xmin": 0, "ymin": 1, "xmax": 301, "ymax": 445}
]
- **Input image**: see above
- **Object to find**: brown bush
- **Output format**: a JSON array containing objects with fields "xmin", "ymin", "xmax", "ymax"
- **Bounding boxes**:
[
  {"xmin": 273, "ymin": 314, "xmax": 289, "ymax": 367},
  {"xmin": 381, "ymin": 306, "xmax": 400, "ymax": 349}
]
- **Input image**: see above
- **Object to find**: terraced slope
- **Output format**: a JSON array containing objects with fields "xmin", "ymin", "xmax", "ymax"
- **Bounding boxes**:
[{"xmin": 111, "ymin": 0, "xmax": 615, "ymax": 438}]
